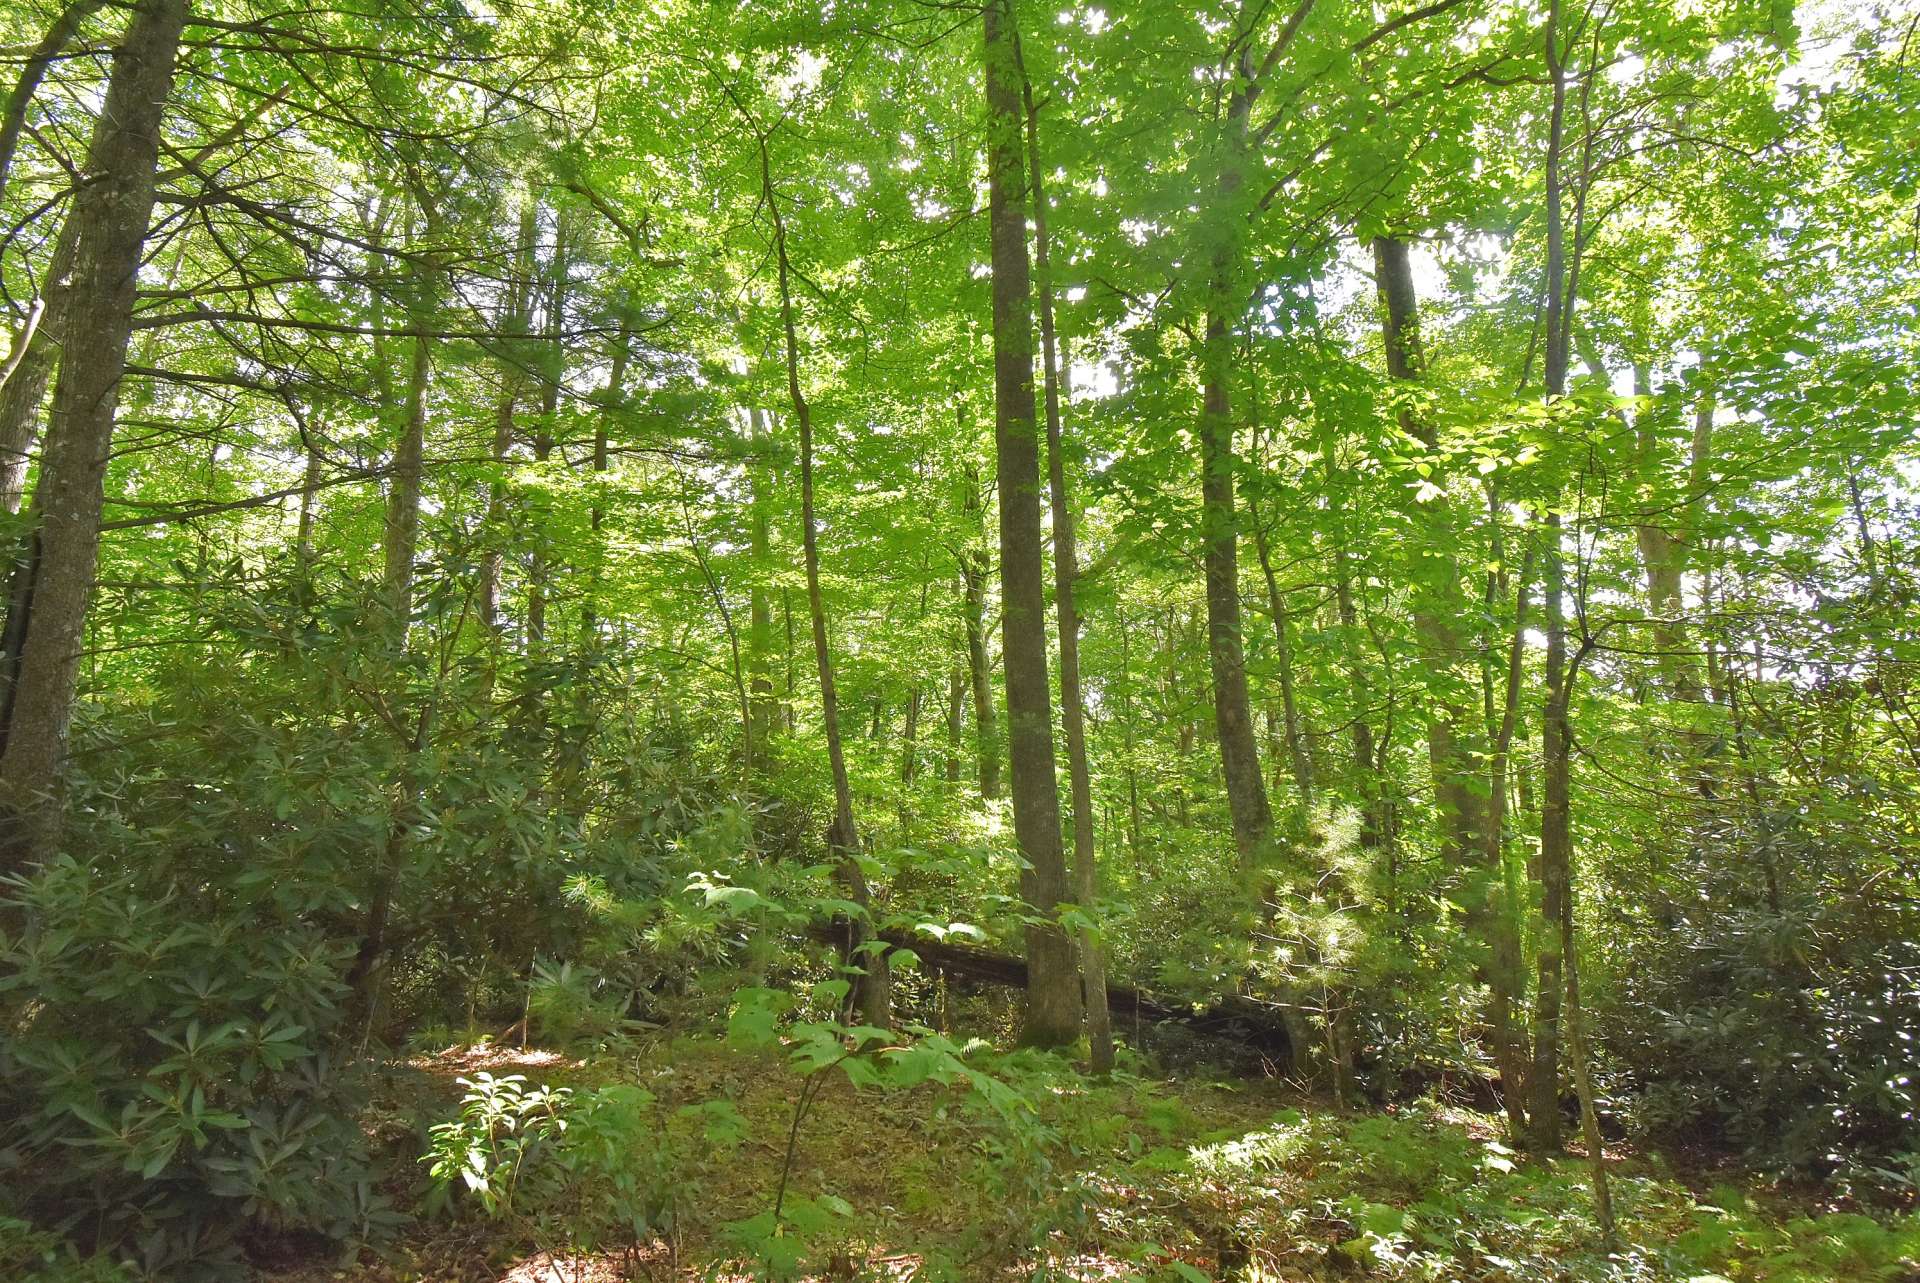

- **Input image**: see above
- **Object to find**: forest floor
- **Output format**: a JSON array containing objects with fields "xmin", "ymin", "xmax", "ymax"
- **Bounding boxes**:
[{"xmin": 262, "ymin": 1029, "xmax": 1920, "ymax": 1283}]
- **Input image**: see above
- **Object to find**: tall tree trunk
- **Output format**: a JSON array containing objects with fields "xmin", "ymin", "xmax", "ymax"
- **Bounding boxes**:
[
  {"xmin": 296, "ymin": 424, "xmax": 325, "ymax": 561},
  {"xmin": 481, "ymin": 198, "xmax": 537, "ymax": 635},
  {"xmin": 748, "ymin": 406, "xmax": 780, "ymax": 763},
  {"xmin": 1318, "ymin": 425, "xmax": 1382, "ymax": 848},
  {"xmin": 983, "ymin": 0, "xmax": 1078, "ymax": 1049},
  {"xmin": 1631, "ymin": 372, "xmax": 1711, "ymax": 703},
  {"xmin": 0, "ymin": 218, "xmax": 76, "ymax": 517},
  {"xmin": 382, "ymin": 268, "xmax": 433, "ymax": 630},
  {"xmin": 1564, "ymin": 895, "xmax": 1616, "ymax": 1247},
  {"xmin": 1530, "ymin": 0, "xmax": 1574, "ymax": 1157},
  {"xmin": 1199, "ymin": 57, "xmax": 1275, "ymax": 876},
  {"xmin": 943, "ymin": 656, "xmax": 966, "ymax": 783},
  {"xmin": 348, "ymin": 249, "xmax": 436, "ymax": 1013},
  {"xmin": 1372, "ymin": 236, "xmax": 1487, "ymax": 879},
  {"xmin": 759, "ymin": 131, "xmax": 889, "ymax": 1028},
  {"xmin": 526, "ymin": 217, "xmax": 569, "ymax": 654},
  {"xmin": 1248, "ymin": 487, "xmax": 1312, "ymax": 815},
  {"xmin": 1485, "ymin": 501, "xmax": 1535, "ymax": 1142},
  {"xmin": 0, "ymin": 0, "xmax": 188, "ymax": 868},
  {"xmin": 960, "ymin": 468, "xmax": 1001, "ymax": 799},
  {"xmin": 1022, "ymin": 67, "xmax": 1111, "ymax": 1071}
]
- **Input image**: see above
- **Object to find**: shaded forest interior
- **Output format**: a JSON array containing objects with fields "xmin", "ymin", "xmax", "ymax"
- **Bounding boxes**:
[{"xmin": 0, "ymin": 0, "xmax": 1916, "ymax": 1279}]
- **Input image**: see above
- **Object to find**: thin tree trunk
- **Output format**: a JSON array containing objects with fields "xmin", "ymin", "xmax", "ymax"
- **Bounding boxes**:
[
  {"xmin": 748, "ymin": 407, "xmax": 780, "ymax": 763},
  {"xmin": 0, "ymin": 0, "xmax": 106, "ymax": 205},
  {"xmin": 1320, "ymin": 431, "xmax": 1381, "ymax": 848},
  {"xmin": 1248, "ymin": 488, "xmax": 1312, "ymax": 814},
  {"xmin": 481, "ymin": 198, "xmax": 537, "ymax": 634},
  {"xmin": 983, "ymin": 0, "xmax": 1078, "ymax": 1048},
  {"xmin": 1022, "ymin": 64, "xmax": 1110, "ymax": 1071},
  {"xmin": 1486, "ymin": 502, "xmax": 1535, "ymax": 1142},
  {"xmin": 1198, "ymin": 54, "xmax": 1275, "ymax": 877},
  {"xmin": 0, "ymin": 219, "xmax": 76, "ymax": 516},
  {"xmin": 960, "ymin": 469, "xmax": 1001, "ymax": 798},
  {"xmin": 758, "ymin": 129, "xmax": 888, "ymax": 1028},
  {"xmin": 943, "ymin": 656, "xmax": 965, "ymax": 783},
  {"xmin": 296, "ymin": 421, "xmax": 325, "ymax": 561},
  {"xmin": 1530, "ymin": 0, "xmax": 1572, "ymax": 1154},
  {"xmin": 526, "ymin": 217, "xmax": 569, "ymax": 653},
  {"xmin": 1373, "ymin": 235, "xmax": 1486, "ymax": 879},
  {"xmin": 348, "ymin": 247, "xmax": 436, "ymax": 1011},
  {"xmin": 0, "ymin": 0, "xmax": 189, "ymax": 867},
  {"xmin": 382, "ymin": 267, "xmax": 432, "ymax": 629},
  {"xmin": 1564, "ymin": 900, "xmax": 1616, "ymax": 1247}
]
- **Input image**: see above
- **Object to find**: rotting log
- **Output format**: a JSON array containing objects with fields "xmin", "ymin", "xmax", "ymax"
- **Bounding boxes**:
[{"xmin": 808, "ymin": 924, "xmax": 1293, "ymax": 1066}]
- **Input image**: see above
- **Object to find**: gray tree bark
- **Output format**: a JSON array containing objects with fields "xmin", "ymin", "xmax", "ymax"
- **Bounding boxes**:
[
  {"xmin": 983, "ymin": 0, "xmax": 1078, "ymax": 1048},
  {"xmin": 0, "ymin": 0, "xmax": 189, "ymax": 867}
]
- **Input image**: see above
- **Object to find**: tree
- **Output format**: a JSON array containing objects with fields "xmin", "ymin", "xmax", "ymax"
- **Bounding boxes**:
[
  {"xmin": 983, "ymin": 0, "xmax": 1078, "ymax": 1048},
  {"xmin": 0, "ymin": 0, "xmax": 190, "ymax": 867}
]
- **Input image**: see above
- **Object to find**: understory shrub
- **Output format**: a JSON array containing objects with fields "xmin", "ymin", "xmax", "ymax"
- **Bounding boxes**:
[{"xmin": 0, "ymin": 857, "xmax": 391, "ymax": 1279}]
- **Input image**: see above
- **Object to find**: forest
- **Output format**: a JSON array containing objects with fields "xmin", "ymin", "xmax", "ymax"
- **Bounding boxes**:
[{"xmin": 0, "ymin": 0, "xmax": 1915, "ymax": 1277}]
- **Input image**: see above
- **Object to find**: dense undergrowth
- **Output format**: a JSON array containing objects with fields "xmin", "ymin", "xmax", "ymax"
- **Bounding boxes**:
[
  {"xmin": 2, "ymin": 678, "xmax": 1915, "ymax": 1281},
  {"xmin": 11, "ymin": 1021, "xmax": 1916, "ymax": 1283}
]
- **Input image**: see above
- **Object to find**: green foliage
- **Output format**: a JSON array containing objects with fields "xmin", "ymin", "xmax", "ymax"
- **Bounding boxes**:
[
  {"xmin": 0, "ymin": 1217, "xmax": 132, "ymax": 1283},
  {"xmin": 0, "ymin": 858, "xmax": 391, "ymax": 1279},
  {"xmin": 423, "ymin": 1073, "xmax": 675, "ymax": 1263}
]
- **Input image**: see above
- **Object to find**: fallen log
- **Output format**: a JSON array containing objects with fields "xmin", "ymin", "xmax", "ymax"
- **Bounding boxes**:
[{"xmin": 810, "ymin": 923, "xmax": 1293, "ymax": 1067}]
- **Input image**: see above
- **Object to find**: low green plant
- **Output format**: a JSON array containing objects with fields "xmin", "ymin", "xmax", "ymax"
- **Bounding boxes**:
[
  {"xmin": 719, "ymin": 984, "xmax": 1092, "ymax": 1279},
  {"xmin": 423, "ymin": 1071, "xmax": 677, "ymax": 1269}
]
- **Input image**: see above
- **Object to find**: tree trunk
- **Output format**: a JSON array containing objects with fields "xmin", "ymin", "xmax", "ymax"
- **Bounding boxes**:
[
  {"xmin": 960, "ymin": 470, "xmax": 1001, "ymax": 799},
  {"xmin": 0, "ymin": 0, "xmax": 189, "ymax": 867},
  {"xmin": 1248, "ymin": 488, "xmax": 1312, "ymax": 816},
  {"xmin": 526, "ymin": 217, "xmax": 569, "ymax": 654},
  {"xmin": 1530, "ymin": 0, "xmax": 1572, "ymax": 1153},
  {"xmin": 943, "ymin": 657, "xmax": 965, "ymax": 783},
  {"xmin": 347, "ymin": 246, "xmax": 436, "ymax": 1013},
  {"xmin": 1564, "ymin": 897, "xmax": 1616, "ymax": 1248},
  {"xmin": 1485, "ymin": 502, "xmax": 1535, "ymax": 1142},
  {"xmin": 0, "ymin": 215, "xmax": 78, "ymax": 517},
  {"xmin": 1023, "ymin": 69, "xmax": 1111, "ymax": 1071},
  {"xmin": 983, "ymin": 0, "xmax": 1078, "ymax": 1049},
  {"xmin": 759, "ymin": 131, "xmax": 889, "ymax": 1028},
  {"xmin": 481, "ymin": 198, "xmax": 537, "ymax": 635},
  {"xmin": 382, "ymin": 267, "xmax": 433, "ymax": 630},
  {"xmin": 1372, "ymin": 236, "xmax": 1487, "ymax": 881},
  {"xmin": 748, "ymin": 407, "xmax": 780, "ymax": 763},
  {"xmin": 1197, "ymin": 57, "xmax": 1275, "ymax": 878},
  {"xmin": 0, "ymin": 0, "xmax": 106, "ymax": 205}
]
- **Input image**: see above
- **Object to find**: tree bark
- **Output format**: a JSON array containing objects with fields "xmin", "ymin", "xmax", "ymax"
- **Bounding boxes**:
[
  {"xmin": 1372, "ymin": 236, "xmax": 1487, "ymax": 880},
  {"xmin": 1248, "ymin": 484, "xmax": 1312, "ymax": 816},
  {"xmin": 943, "ymin": 656, "xmax": 965, "ymax": 783},
  {"xmin": 0, "ymin": 0, "xmax": 189, "ymax": 867},
  {"xmin": 0, "ymin": 219, "xmax": 77, "ymax": 516},
  {"xmin": 1485, "ymin": 502, "xmax": 1535, "ymax": 1142},
  {"xmin": 0, "ymin": 0, "xmax": 106, "ymax": 205},
  {"xmin": 959, "ymin": 466, "xmax": 1001, "ymax": 799},
  {"xmin": 1199, "ymin": 57, "xmax": 1275, "ymax": 876},
  {"xmin": 382, "ymin": 265, "xmax": 433, "ymax": 630},
  {"xmin": 526, "ymin": 217, "xmax": 569, "ymax": 654},
  {"xmin": 1530, "ymin": 0, "xmax": 1572, "ymax": 1154},
  {"xmin": 1022, "ymin": 66, "xmax": 1111, "ymax": 1071},
  {"xmin": 759, "ymin": 130, "xmax": 889, "ymax": 1028},
  {"xmin": 748, "ymin": 406, "xmax": 780, "ymax": 763},
  {"xmin": 481, "ymin": 198, "xmax": 537, "ymax": 635},
  {"xmin": 983, "ymin": 0, "xmax": 1078, "ymax": 1049}
]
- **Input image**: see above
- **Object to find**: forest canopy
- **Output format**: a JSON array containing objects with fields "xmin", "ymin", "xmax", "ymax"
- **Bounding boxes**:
[{"xmin": 0, "ymin": 0, "xmax": 1915, "ymax": 1277}]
